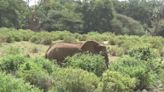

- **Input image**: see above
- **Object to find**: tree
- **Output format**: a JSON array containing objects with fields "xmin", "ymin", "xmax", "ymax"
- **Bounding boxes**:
[
  {"xmin": 36, "ymin": 0, "xmax": 83, "ymax": 32},
  {"xmin": 81, "ymin": 0, "xmax": 115, "ymax": 33},
  {"xmin": 151, "ymin": 0, "xmax": 164, "ymax": 35},
  {"xmin": 112, "ymin": 0, "xmax": 164, "ymax": 35},
  {"xmin": 0, "ymin": 0, "xmax": 28, "ymax": 29}
]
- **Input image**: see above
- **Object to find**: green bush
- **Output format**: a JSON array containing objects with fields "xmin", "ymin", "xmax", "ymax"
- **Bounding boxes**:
[
  {"xmin": 65, "ymin": 53, "xmax": 107, "ymax": 76},
  {"xmin": 108, "ymin": 46, "xmax": 124, "ymax": 56},
  {"xmin": 30, "ymin": 35, "xmax": 40, "ymax": 44},
  {"xmin": 52, "ymin": 68, "xmax": 99, "ymax": 92},
  {"xmin": 0, "ymin": 72, "xmax": 41, "ymax": 92},
  {"xmin": 17, "ymin": 61, "xmax": 54, "ymax": 92},
  {"xmin": 128, "ymin": 47, "xmax": 160, "ymax": 61},
  {"xmin": 51, "ymin": 31, "xmax": 73, "ymax": 40},
  {"xmin": 96, "ymin": 71, "xmax": 136, "ymax": 92},
  {"xmin": 0, "ymin": 55, "xmax": 27, "ymax": 75},
  {"xmin": 85, "ymin": 32, "xmax": 111, "ymax": 41},
  {"xmin": 109, "ymin": 56, "xmax": 157, "ymax": 90},
  {"xmin": 6, "ymin": 34, "xmax": 15, "ymax": 43},
  {"xmin": 160, "ymin": 70, "xmax": 164, "ymax": 85},
  {"xmin": 40, "ymin": 37, "xmax": 52, "ymax": 45},
  {"xmin": 159, "ymin": 47, "xmax": 164, "ymax": 57},
  {"xmin": 4, "ymin": 46, "xmax": 24, "ymax": 55},
  {"xmin": 18, "ymin": 29, "xmax": 34, "ymax": 41},
  {"xmin": 158, "ymin": 62, "xmax": 164, "ymax": 84},
  {"xmin": 30, "ymin": 34, "xmax": 51, "ymax": 44},
  {"xmin": 63, "ymin": 35, "xmax": 77, "ymax": 43},
  {"xmin": 27, "ymin": 57, "xmax": 59, "ymax": 74}
]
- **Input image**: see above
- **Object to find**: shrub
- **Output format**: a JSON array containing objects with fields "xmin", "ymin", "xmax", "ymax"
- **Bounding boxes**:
[
  {"xmin": 18, "ymin": 29, "xmax": 34, "ymax": 41},
  {"xmin": 30, "ymin": 35, "xmax": 41, "ymax": 44},
  {"xmin": 6, "ymin": 34, "xmax": 15, "ymax": 43},
  {"xmin": 0, "ymin": 72, "xmax": 41, "ymax": 92},
  {"xmin": 0, "ymin": 55, "xmax": 27, "ymax": 75},
  {"xmin": 108, "ymin": 36, "xmax": 118, "ymax": 45},
  {"xmin": 96, "ymin": 71, "xmax": 136, "ymax": 92},
  {"xmin": 160, "ymin": 69, "xmax": 164, "ymax": 85},
  {"xmin": 109, "ymin": 56, "xmax": 157, "ymax": 90},
  {"xmin": 4, "ymin": 46, "xmax": 24, "ymax": 55},
  {"xmin": 51, "ymin": 31, "xmax": 73, "ymax": 40},
  {"xmin": 108, "ymin": 46, "xmax": 124, "ymax": 56},
  {"xmin": 30, "ymin": 34, "xmax": 53, "ymax": 45},
  {"xmin": 158, "ymin": 62, "xmax": 164, "ymax": 84},
  {"xmin": 65, "ymin": 53, "xmax": 107, "ymax": 76},
  {"xmin": 63, "ymin": 35, "xmax": 77, "ymax": 43},
  {"xmin": 52, "ymin": 68, "xmax": 99, "ymax": 92},
  {"xmin": 149, "ymin": 37, "xmax": 164, "ymax": 49},
  {"xmin": 40, "ymin": 37, "xmax": 52, "ymax": 45},
  {"xmin": 28, "ymin": 57, "xmax": 59, "ymax": 74},
  {"xmin": 158, "ymin": 47, "xmax": 164, "ymax": 57},
  {"xmin": 17, "ymin": 61, "xmax": 54, "ymax": 92},
  {"xmin": 85, "ymin": 32, "xmax": 109, "ymax": 41},
  {"xmin": 128, "ymin": 47, "xmax": 160, "ymax": 61}
]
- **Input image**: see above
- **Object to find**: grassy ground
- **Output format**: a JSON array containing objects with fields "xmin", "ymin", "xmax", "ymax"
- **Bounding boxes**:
[
  {"xmin": 0, "ymin": 41, "xmax": 48, "ymax": 57},
  {"xmin": 0, "ymin": 41, "xmax": 120, "ymax": 62}
]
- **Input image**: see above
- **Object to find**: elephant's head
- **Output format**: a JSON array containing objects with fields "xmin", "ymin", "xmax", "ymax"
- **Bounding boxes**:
[{"xmin": 81, "ymin": 41, "xmax": 109, "ymax": 68}]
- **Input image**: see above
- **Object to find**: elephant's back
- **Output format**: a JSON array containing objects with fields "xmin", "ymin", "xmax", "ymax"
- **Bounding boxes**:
[
  {"xmin": 54, "ymin": 43, "xmax": 81, "ymax": 56},
  {"xmin": 46, "ymin": 43, "xmax": 81, "ymax": 61},
  {"xmin": 55, "ymin": 43, "xmax": 81, "ymax": 48}
]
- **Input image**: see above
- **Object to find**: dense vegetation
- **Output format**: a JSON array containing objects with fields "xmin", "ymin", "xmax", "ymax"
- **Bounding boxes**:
[
  {"xmin": 0, "ymin": 0, "xmax": 164, "ymax": 92},
  {"xmin": 0, "ymin": 0, "xmax": 164, "ymax": 36},
  {"xmin": 0, "ymin": 28, "xmax": 164, "ymax": 92}
]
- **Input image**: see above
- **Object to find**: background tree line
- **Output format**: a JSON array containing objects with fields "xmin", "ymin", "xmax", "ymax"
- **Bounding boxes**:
[{"xmin": 0, "ymin": 0, "xmax": 164, "ymax": 36}]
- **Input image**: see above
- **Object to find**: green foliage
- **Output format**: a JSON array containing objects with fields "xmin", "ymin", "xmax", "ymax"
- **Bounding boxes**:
[
  {"xmin": 0, "ymin": 0, "xmax": 28, "ymax": 28},
  {"xmin": 4, "ymin": 46, "xmax": 24, "ymax": 55},
  {"xmin": 63, "ymin": 35, "xmax": 78, "ymax": 43},
  {"xmin": 112, "ymin": 0, "xmax": 156, "ymax": 27},
  {"xmin": 0, "ymin": 55, "xmax": 57, "ymax": 91},
  {"xmin": 0, "ymin": 72, "xmax": 41, "ymax": 92},
  {"xmin": 129, "ymin": 47, "xmax": 160, "ymax": 61},
  {"xmin": 0, "ymin": 28, "xmax": 34, "ymax": 42},
  {"xmin": 111, "ymin": 14, "xmax": 145, "ymax": 35},
  {"xmin": 65, "ymin": 53, "xmax": 107, "ymax": 76},
  {"xmin": 96, "ymin": 71, "xmax": 136, "ymax": 92},
  {"xmin": 27, "ymin": 57, "xmax": 59, "ymax": 74},
  {"xmin": 160, "ymin": 68, "xmax": 164, "ymax": 85},
  {"xmin": 0, "ymin": 28, "xmax": 164, "ymax": 91},
  {"xmin": 30, "ymin": 32, "xmax": 53, "ymax": 45},
  {"xmin": 0, "ymin": 0, "xmax": 164, "ymax": 36},
  {"xmin": 52, "ymin": 68, "xmax": 99, "ymax": 92},
  {"xmin": 82, "ymin": 0, "xmax": 115, "ymax": 33},
  {"xmin": 109, "ymin": 46, "xmax": 124, "ymax": 56},
  {"xmin": 0, "ymin": 55, "xmax": 27, "ymax": 75},
  {"xmin": 158, "ymin": 20, "xmax": 164, "ymax": 37},
  {"xmin": 85, "ymin": 32, "xmax": 110, "ymax": 41},
  {"xmin": 16, "ymin": 59, "xmax": 55, "ymax": 92},
  {"xmin": 39, "ymin": 0, "xmax": 83, "ymax": 32},
  {"xmin": 109, "ymin": 56, "xmax": 157, "ymax": 90}
]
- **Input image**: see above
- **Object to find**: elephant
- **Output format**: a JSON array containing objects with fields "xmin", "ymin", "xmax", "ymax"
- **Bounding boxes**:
[{"xmin": 45, "ymin": 41, "xmax": 109, "ymax": 67}]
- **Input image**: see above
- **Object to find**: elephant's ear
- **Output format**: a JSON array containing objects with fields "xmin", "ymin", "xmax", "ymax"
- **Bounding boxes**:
[
  {"xmin": 97, "ymin": 45, "xmax": 108, "ymax": 54},
  {"xmin": 81, "ymin": 41, "xmax": 99, "ymax": 53}
]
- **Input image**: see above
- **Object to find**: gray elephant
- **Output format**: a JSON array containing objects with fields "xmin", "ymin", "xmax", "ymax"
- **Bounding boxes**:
[{"xmin": 45, "ymin": 41, "xmax": 109, "ymax": 67}]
